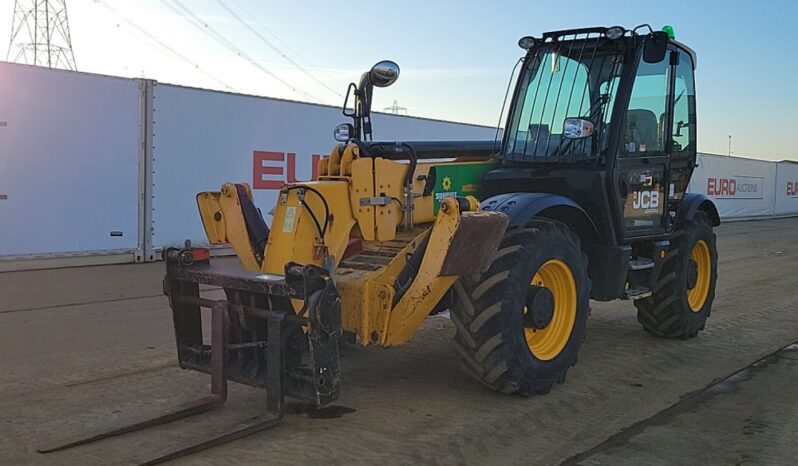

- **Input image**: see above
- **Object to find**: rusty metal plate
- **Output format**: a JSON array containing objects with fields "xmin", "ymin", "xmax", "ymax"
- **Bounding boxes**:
[
  {"xmin": 440, "ymin": 211, "xmax": 508, "ymax": 276},
  {"xmin": 169, "ymin": 263, "xmax": 302, "ymax": 298}
]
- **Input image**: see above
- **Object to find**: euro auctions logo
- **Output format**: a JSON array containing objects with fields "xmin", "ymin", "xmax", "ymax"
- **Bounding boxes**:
[
  {"xmin": 706, "ymin": 175, "xmax": 763, "ymax": 200},
  {"xmin": 788, "ymin": 181, "xmax": 798, "ymax": 197},
  {"xmin": 252, "ymin": 151, "xmax": 321, "ymax": 190}
]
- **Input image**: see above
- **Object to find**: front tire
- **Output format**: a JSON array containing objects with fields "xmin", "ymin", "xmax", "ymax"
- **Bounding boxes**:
[
  {"xmin": 635, "ymin": 211, "xmax": 718, "ymax": 338},
  {"xmin": 451, "ymin": 219, "xmax": 591, "ymax": 395}
]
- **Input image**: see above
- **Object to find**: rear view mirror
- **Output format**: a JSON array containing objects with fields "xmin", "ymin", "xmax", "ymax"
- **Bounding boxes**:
[
  {"xmin": 643, "ymin": 31, "xmax": 669, "ymax": 63},
  {"xmin": 563, "ymin": 118, "xmax": 595, "ymax": 139},
  {"xmin": 369, "ymin": 61, "xmax": 400, "ymax": 88}
]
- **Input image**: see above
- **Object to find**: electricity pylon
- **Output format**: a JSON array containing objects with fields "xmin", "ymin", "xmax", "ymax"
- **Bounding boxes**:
[{"xmin": 6, "ymin": 0, "xmax": 77, "ymax": 70}]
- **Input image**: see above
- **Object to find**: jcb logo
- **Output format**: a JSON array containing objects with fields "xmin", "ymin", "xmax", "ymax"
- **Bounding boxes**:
[
  {"xmin": 632, "ymin": 190, "xmax": 660, "ymax": 209},
  {"xmin": 788, "ymin": 181, "xmax": 798, "ymax": 197},
  {"xmin": 252, "ymin": 151, "xmax": 321, "ymax": 190}
]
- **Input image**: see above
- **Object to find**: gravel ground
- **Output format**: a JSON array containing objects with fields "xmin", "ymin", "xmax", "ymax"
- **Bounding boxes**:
[{"xmin": 1, "ymin": 217, "xmax": 796, "ymax": 465}]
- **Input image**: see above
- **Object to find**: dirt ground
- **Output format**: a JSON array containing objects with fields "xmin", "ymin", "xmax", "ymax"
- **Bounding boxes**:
[{"xmin": 1, "ymin": 217, "xmax": 797, "ymax": 465}]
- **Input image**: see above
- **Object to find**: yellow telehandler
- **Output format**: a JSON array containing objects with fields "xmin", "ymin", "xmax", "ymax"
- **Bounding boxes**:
[{"xmin": 41, "ymin": 25, "xmax": 719, "ymax": 464}]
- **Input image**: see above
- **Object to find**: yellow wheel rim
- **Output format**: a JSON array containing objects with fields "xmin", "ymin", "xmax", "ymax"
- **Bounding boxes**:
[
  {"xmin": 687, "ymin": 240, "xmax": 711, "ymax": 312},
  {"xmin": 524, "ymin": 259, "xmax": 577, "ymax": 361}
]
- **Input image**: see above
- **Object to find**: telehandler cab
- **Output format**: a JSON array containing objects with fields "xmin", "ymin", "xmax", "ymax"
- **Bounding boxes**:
[{"xmin": 41, "ymin": 25, "xmax": 719, "ymax": 464}]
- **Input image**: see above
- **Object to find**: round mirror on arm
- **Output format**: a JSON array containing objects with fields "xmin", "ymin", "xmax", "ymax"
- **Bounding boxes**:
[{"xmin": 369, "ymin": 61, "xmax": 400, "ymax": 88}]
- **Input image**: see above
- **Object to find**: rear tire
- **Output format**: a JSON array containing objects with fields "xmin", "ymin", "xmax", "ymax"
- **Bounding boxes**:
[
  {"xmin": 451, "ymin": 219, "xmax": 591, "ymax": 395},
  {"xmin": 635, "ymin": 211, "xmax": 717, "ymax": 338}
]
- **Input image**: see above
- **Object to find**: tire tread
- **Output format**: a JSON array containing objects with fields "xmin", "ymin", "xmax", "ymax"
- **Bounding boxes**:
[
  {"xmin": 635, "ymin": 211, "xmax": 717, "ymax": 338},
  {"xmin": 452, "ymin": 219, "xmax": 591, "ymax": 395}
]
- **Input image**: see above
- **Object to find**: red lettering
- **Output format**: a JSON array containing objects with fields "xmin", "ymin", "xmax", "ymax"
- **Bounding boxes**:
[
  {"xmin": 253, "ymin": 151, "xmax": 325, "ymax": 189},
  {"xmin": 707, "ymin": 178, "xmax": 716, "ymax": 195},
  {"xmin": 788, "ymin": 181, "xmax": 797, "ymax": 197},
  {"xmin": 311, "ymin": 154, "xmax": 320, "ymax": 181},
  {"xmin": 253, "ymin": 151, "xmax": 284, "ymax": 190},
  {"xmin": 285, "ymin": 153, "xmax": 323, "ymax": 183},
  {"xmin": 286, "ymin": 153, "xmax": 297, "ymax": 183},
  {"xmin": 708, "ymin": 177, "xmax": 740, "ymax": 196}
]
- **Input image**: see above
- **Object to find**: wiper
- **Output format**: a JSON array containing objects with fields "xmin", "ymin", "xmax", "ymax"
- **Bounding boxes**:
[{"xmin": 673, "ymin": 88, "xmax": 686, "ymax": 106}]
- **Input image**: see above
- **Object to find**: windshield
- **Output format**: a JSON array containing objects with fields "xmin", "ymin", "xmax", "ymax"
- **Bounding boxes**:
[{"xmin": 504, "ymin": 40, "xmax": 626, "ymax": 162}]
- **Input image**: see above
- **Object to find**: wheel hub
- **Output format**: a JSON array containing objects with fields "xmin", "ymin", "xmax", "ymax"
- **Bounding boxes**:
[
  {"xmin": 525, "ymin": 285, "xmax": 555, "ymax": 330},
  {"xmin": 686, "ymin": 259, "xmax": 698, "ymax": 290}
]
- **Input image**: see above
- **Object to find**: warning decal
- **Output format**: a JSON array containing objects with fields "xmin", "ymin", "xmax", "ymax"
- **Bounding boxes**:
[{"xmin": 282, "ymin": 206, "xmax": 297, "ymax": 233}]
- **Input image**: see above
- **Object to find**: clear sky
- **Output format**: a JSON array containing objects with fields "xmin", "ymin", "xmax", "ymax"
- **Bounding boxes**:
[{"xmin": 2, "ymin": 0, "xmax": 796, "ymax": 160}]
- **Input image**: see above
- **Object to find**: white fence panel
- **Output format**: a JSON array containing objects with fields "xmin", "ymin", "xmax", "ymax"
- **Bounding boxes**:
[
  {"xmin": 688, "ymin": 153, "xmax": 777, "ymax": 219},
  {"xmin": 0, "ymin": 63, "xmax": 141, "ymax": 260},
  {"xmin": 774, "ymin": 161, "xmax": 798, "ymax": 216},
  {"xmin": 150, "ymin": 84, "xmax": 496, "ymax": 250}
]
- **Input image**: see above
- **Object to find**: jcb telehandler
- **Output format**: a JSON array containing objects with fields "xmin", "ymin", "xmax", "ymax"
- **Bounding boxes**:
[{"xmin": 41, "ymin": 25, "xmax": 719, "ymax": 464}]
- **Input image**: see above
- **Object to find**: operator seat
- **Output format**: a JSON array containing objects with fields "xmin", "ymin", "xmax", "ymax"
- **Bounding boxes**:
[{"xmin": 625, "ymin": 109, "xmax": 659, "ymax": 151}]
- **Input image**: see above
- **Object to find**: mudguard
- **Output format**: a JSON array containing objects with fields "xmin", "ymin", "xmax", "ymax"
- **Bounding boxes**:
[
  {"xmin": 480, "ymin": 192, "xmax": 599, "ymax": 233},
  {"xmin": 676, "ymin": 193, "xmax": 721, "ymax": 226}
]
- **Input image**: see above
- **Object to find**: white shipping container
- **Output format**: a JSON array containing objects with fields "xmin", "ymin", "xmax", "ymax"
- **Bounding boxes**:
[{"xmin": 0, "ymin": 63, "xmax": 141, "ymax": 267}]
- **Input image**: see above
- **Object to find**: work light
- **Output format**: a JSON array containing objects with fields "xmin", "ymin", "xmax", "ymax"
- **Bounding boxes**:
[
  {"xmin": 605, "ymin": 26, "xmax": 625, "ymax": 40},
  {"xmin": 518, "ymin": 36, "xmax": 536, "ymax": 50}
]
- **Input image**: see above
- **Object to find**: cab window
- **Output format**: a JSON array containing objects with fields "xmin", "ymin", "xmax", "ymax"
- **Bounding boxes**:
[
  {"xmin": 669, "ymin": 49, "xmax": 697, "ymax": 200},
  {"xmin": 672, "ymin": 51, "xmax": 696, "ymax": 153},
  {"xmin": 622, "ymin": 57, "xmax": 671, "ymax": 156}
]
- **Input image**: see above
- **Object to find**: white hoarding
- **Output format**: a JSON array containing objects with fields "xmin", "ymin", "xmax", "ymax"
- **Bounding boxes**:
[
  {"xmin": 0, "ymin": 63, "xmax": 141, "ymax": 260},
  {"xmin": 688, "ymin": 153, "xmax": 778, "ymax": 219},
  {"xmin": 774, "ymin": 161, "xmax": 798, "ymax": 216},
  {"xmin": 150, "ymin": 84, "xmax": 496, "ymax": 250}
]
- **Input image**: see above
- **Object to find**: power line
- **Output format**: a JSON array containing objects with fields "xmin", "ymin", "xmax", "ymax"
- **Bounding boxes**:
[
  {"xmin": 161, "ymin": 0, "xmax": 323, "ymax": 103},
  {"xmin": 214, "ymin": 0, "xmax": 343, "ymax": 98},
  {"xmin": 226, "ymin": 0, "xmax": 347, "ymax": 89},
  {"xmin": 92, "ymin": 0, "xmax": 237, "ymax": 92}
]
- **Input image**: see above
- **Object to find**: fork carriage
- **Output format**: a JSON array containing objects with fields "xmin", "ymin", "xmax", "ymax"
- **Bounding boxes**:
[{"xmin": 164, "ymin": 245, "xmax": 343, "ymax": 409}]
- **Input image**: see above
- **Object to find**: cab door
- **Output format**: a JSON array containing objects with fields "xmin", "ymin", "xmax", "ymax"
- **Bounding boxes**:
[
  {"xmin": 614, "ymin": 47, "xmax": 675, "ymax": 238},
  {"xmin": 668, "ymin": 49, "xmax": 698, "ymax": 206}
]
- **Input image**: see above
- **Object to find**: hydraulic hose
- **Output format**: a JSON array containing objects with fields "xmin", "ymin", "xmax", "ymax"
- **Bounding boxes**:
[{"xmin": 284, "ymin": 185, "xmax": 331, "ymax": 242}]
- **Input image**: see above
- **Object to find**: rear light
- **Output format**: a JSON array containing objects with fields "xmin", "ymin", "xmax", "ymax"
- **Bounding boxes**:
[{"xmin": 191, "ymin": 247, "xmax": 211, "ymax": 262}]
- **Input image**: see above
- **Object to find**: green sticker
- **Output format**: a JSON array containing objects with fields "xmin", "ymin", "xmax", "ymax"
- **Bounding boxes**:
[{"xmin": 431, "ymin": 162, "xmax": 495, "ymax": 214}]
